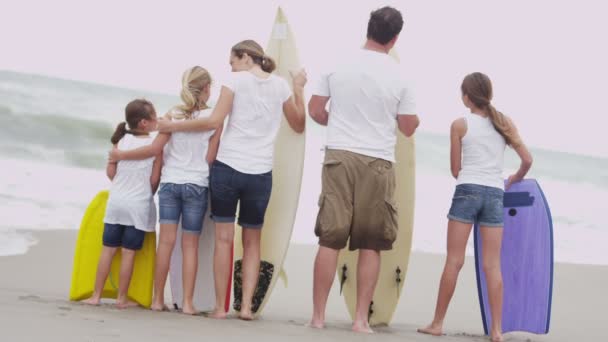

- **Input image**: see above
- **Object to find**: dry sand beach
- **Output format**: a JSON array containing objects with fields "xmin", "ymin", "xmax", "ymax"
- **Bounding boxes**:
[{"xmin": 0, "ymin": 230, "xmax": 605, "ymax": 341}]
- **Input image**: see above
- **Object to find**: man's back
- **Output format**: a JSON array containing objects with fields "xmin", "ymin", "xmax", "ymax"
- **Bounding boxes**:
[{"xmin": 317, "ymin": 49, "xmax": 415, "ymax": 162}]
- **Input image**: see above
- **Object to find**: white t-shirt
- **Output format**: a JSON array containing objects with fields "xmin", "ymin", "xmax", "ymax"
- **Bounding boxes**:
[
  {"xmin": 216, "ymin": 71, "xmax": 292, "ymax": 174},
  {"xmin": 313, "ymin": 49, "xmax": 417, "ymax": 162},
  {"xmin": 161, "ymin": 108, "xmax": 215, "ymax": 187},
  {"xmin": 104, "ymin": 134, "xmax": 157, "ymax": 232}
]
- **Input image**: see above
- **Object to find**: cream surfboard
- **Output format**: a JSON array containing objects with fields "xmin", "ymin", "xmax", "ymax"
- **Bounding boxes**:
[
  {"xmin": 336, "ymin": 49, "xmax": 416, "ymax": 326},
  {"xmin": 231, "ymin": 7, "xmax": 305, "ymax": 317}
]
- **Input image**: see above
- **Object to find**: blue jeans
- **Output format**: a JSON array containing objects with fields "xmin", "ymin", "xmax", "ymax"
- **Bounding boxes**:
[
  {"xmin": 209, "ymin": 160, "xmax": 272, "ymax": 229},
  {"xmin": 158, "ymin": 183, "xmax": 208, "ymax": 234},
  {"xmin": 447, "ymin": 184, "xmax": 504, "ymax": 227},
  {"xmin": 102, "ymin": 223, "xmax": 145, "ymax": 250}
]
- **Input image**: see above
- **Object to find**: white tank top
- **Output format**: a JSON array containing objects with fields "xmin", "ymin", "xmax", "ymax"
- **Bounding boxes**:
[
  {"xmin": 456, "ymin": 113, "xmax": 506, "ymax": 190},
  {"xmin": 104, "ymin": 134, "xmax": 157, "ymax": 232},
  {"xmin": 160, "ymin": 108, "xmax": 215, "ymax": 187}
]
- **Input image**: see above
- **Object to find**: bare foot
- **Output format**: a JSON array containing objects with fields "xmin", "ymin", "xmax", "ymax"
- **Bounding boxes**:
[
  {"xmin": 238, "ymin": 309, "xmax": 254, "ymax": 321},
  {"xmin": 352, "ymin": 321, "xmax": 374, "ymax": 334},
  {"xmin": 82, "ymin": 297, "xmax": 101, "ymax": 306},
  {"xmin": 182, "ymin": 303, "xmax": 198, "ymax": 315},
  {"xmin": 306, "ymin": 320, "xmax": 324, "ymax": 329},
  {"xmin": 150, "ymin": 302, "xmax": 168, "ymax": 312},
  {"xmin": 208, "ymin": 309, "xmax": 227, "ymax": 319},
  {"xmin": 490, "ymin": 331, "xmax": 503, "ymax": 342},
  {"xmin": 116, "ymin": 300, "xmax": 139, "ymax": 309},
  {"xmin": 417, "ymin": 324, "xmax": 443, "ymax": 336}
]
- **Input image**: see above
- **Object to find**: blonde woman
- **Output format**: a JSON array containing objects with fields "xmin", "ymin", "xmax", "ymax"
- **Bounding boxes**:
[
  {"xmin": 111, "ymin": 66, "xmax": 222, "ymax": 314},
  {"xmin": 157, "ymin": 40, "xmax": 306, "ymax": 320}
]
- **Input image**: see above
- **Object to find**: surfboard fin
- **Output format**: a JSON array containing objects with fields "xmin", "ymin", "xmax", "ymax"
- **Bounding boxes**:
[
  {"xmin": 279, "ymin": 267, "xmax": 288, "ymax": 287},
  {"xmin": 340, "ymin": 264, "xmax": 348, "ymax": 295},
  {"xmin": 396, "ymin": 267, "xmax": 402, "ymax": 296}
]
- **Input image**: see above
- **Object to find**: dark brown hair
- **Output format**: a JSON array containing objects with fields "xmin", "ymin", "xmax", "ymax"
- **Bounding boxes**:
[
  {"xmin": 111, "ymin": 99, "xmax": 156, "ymax": 144},
  {"xmin": 461, "ymin": 72, "xmax": 522, "ymax": 147},
  {"xmin": 231, "ymin": 40, "xmax": 276, "ymax": 73},
  {"xmin": 367, "ymin": 6, "xmax": 404, "ymax": 45}
]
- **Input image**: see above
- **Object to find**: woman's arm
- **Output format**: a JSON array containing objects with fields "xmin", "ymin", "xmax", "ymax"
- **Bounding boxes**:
[
  {"xmin": 158, "ymin": 87, "xmax": 233, "ymax": 133},
  {"xmin": 150, "ymin": 151, "xmax": 163, "ymax": 194},
  {"xmin": 110, "ymin": 133, "xmax": 170, "ymax": 162},
  {"xmin": 106, "ymin": 144, "xmax": 118, "ymax": 180},
  {"xmin": 206, "ymin": 124, "xmax": 224, "ymax": 165},
  {"xmin": 282, "ymin": 70, "xmax": 307, "ymax": 133},
  {"xmin": 450, "ymin": 118, "xmax": 466, "ymax": 179},
  {"xmin": 106, "ymin": 155, "xmax": 118, "ymax": 180},
  {"xmin": 505, "ymin": 117, "xmax": 533, "ymax": 189}
]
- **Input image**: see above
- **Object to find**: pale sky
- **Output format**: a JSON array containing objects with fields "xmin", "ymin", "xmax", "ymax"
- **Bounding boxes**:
[{"xmin": 1, "ymin": 0, "xmax": 606, "ymax": 157}]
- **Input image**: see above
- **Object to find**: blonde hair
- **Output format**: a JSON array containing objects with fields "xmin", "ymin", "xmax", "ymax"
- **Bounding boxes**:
[
  {"xmin": 231, "ymin": 40, "xmax": 276, "ymax": 73},
  {"xmin": 173, "ymin": 66, "xmax": 212, "ymax": 119},
  {"xmin": 461, "ymin": 72, "xmax": 522, "ymax": 148}
]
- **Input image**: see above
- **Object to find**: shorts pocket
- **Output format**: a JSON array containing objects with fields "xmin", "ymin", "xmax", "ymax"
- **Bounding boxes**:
[
  {"xmin": 323, "ymin": 159, "xmax": 341, "ymax": 167},
  {"xmin": 314, "ymin": 194, "xmax": 327, "ymax": 237},
  {"xmin": 210, "ymin": 170, "xmax": 236, "ymax": 200},
  {"xmin": 159, "ymin": 183, "xmax": 172, "ymax": 194},
  {"xmin": 369, "ymin": 159, "xmax": 393, "ymax": 176},
  {"xmin": 383, "ymin": 199, "xmax": 399, "ymax": 242},
  {"xmin": 184, "ymin": 184, "xmax": 205, "ymax": 200}
]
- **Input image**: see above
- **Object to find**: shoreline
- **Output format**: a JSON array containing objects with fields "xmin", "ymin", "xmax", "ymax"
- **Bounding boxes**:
[
  {"xmin": 2, "ymin": 227, "xmax": 607, "ymax": 266},
  {"xmin": 0, "ymin": 230, "xmax": 605, "ymax": 341}
]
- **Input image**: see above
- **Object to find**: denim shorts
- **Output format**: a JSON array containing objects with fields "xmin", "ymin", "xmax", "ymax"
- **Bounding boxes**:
[
  {"xmin": 209, "ymin": 160, "xmax": 272, "ymax": 229},
  {"xmin": 447, "ymin": 183, "xmax": 504, "ymax": 227},
  {"xmin": 103, "ymin": 223, "xmax": 145, "ymax": 250},
  {"xmin": 158, "ymin": 183, "xmax": 208, "ymax": 234}
]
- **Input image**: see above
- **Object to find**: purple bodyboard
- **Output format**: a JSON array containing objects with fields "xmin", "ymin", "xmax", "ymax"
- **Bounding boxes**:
[{"xmin": 474, "ymin": 179, "xmax": 553, "ymax": 334}]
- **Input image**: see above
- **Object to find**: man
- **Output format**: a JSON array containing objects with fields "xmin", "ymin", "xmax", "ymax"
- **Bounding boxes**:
[{"xmin": 308, "ymin": 6, "xmax": 420, "ymax": 333}]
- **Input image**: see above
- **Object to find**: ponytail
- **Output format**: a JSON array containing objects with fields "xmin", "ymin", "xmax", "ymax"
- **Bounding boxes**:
[
  {"xmin": 461, "ymin": 72, "xmax": 522, "ymax": 148},
  {"xmin": 485, "ymin": 104, "xmax": 522, "ymax": 148},
  {"xmin": 111, "ymin": 122, "xmax": 129, "ymax": 144},
  {"xmin": 232, "ymin": 40, "xmax": 275, "ymax": 73},
  {"xmin": 175, "ymin": 66, "xmax": 212, "ymax": 119},
  {"xmin": 111, "ymin": 99, "xmax": 156, "ymax": 144},
  {"xmin": 261, "ymin": 55, "xmax": 276, "ymax": 73}
]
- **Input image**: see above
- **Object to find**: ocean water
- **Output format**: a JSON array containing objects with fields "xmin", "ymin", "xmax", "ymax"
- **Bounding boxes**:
[{"xmin": 1, "ymin": 70, "xmax": 606, "ymax": 265}]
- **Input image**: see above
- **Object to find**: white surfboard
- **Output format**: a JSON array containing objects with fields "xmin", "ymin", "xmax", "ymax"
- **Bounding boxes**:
[
  {"xmin": 232, "ymin": 7, "xmax": 305, "ymax": 317},
  {"xmin": 169, "ymin": 206, "xmax": 216, "ymax": 312},
  {"xmin": 336, "ymin": 49, "xmax": 416, "ymax": 326}
]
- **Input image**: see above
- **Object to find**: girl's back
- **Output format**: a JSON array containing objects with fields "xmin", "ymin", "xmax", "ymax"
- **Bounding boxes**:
[
  {"xmin": 458, "ymin": 113, "xmax": 506, "ymax": 190},
  {"xmin": 105, "ymin": 134, "xmax": 157, "ymax": 232},
  {"xmin": 161, "ymin": 108, "xmax": 214, "ymax": 187}
]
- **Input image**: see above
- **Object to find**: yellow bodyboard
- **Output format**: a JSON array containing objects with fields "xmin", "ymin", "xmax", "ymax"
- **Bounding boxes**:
[{"xmin": 69, "ymin": 190, "xmax": 156, "ymax": 307}]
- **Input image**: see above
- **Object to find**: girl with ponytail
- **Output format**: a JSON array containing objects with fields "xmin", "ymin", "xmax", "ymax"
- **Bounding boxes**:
[
  {"xmin": 154, "ymin": 39, "xmax": 307, "ymax": 320},
  {"xmin": 110, "ymin": 66, "xmax": 221, "ymax": 315},
  {"xmin": 419, "ymin": 73, "xmax": 533, "ymax": 342},
  {"xmin": 84, "ymin": 99, "xmax": 161, "ymax": 308}
]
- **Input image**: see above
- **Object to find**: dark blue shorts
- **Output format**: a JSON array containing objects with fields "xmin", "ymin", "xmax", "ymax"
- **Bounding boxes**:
[
  {"xmin": 102, "ymin": 223, "xmax": 145, "ymax": 250},
  {"xmin": 209, "ymin": 160, "xmax": 272, "ymax": 229},
  {"xmin": 447, "ymin": 184, "xmax": 504, "ymax": 227}
]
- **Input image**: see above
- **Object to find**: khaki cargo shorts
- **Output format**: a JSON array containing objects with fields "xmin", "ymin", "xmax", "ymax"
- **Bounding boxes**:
[{"xmin": 314, "ymin": 149, "xmax": 398, "ymax": 251}]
